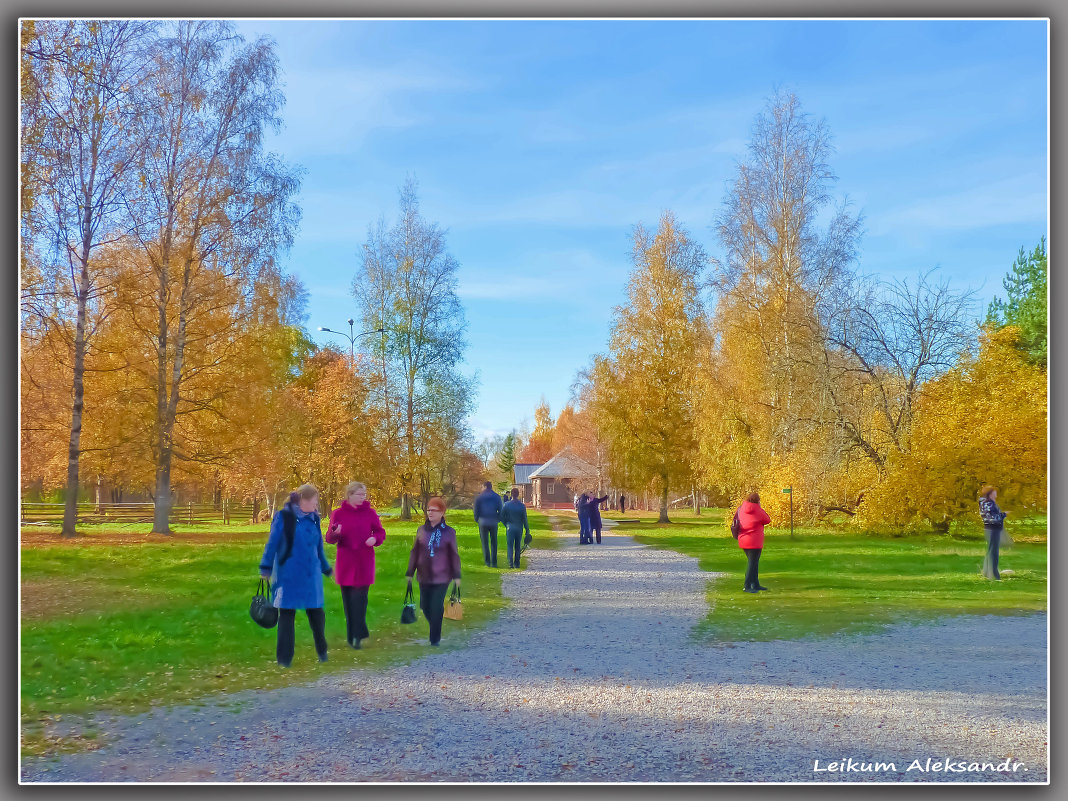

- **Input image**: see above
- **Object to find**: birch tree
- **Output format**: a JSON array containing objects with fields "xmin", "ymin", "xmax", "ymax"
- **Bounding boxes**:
[
  {"xmin": 22, "ymin": 20, "xmax": 155, "ymax": 535},
  {"xmin": 593, "ymin": 212, "xmax": 707, "ymax": 523},
  {"xmin": 128, "ymin": 21, "xmax": 301, "ymax": 533},
  {"xmin": 353, "ymin": 178, "xmax": 473, "ymax": 519}
]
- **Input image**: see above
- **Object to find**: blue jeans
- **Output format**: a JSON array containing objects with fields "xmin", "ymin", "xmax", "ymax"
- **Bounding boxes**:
[
  {"xmin": 506, "ymin": 526, "xmax": 524, "ymax": 566},
  {"xmin": 478, "ymin": 520, "xmax": 498, "ymax": 565}
]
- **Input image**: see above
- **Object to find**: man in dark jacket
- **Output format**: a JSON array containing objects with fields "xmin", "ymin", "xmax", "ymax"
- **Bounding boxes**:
[
  {"xmin": 473, "ymin": 481, "xmax": 503, "ymax": 567},
  {"xmin": 500, "ymin": 488, "xmax": 531, "ymax": 568},
  {"xmin": 585, "ymin": 493, "xmax": 610, "ymax": 543}
]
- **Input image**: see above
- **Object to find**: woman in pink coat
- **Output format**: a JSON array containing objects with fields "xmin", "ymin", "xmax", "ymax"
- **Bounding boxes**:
[
  {"xmin": 326, "ymin": 481, "xmax": 386, "ymax": 648},
  {"xmin": 736, "ymin": 491, "xmax": 772, "ymax": 593}
]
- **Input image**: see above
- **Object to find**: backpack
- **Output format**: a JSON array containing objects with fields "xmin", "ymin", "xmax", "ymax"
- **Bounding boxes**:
[{"xmin": 730, "ymin": 511, "xmax": 741, "ymax": 539}]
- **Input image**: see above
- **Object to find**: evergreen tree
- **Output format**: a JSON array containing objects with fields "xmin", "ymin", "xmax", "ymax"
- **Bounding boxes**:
[
  {"xmin": 494, "ymin": 432, "xmax": 517, "ymax": 494},
  {"xmin": 987, "ymin": 237, "xmax": 1048, "ymax": 367}
]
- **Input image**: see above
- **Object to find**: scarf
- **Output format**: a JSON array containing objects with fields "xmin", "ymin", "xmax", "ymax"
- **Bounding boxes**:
[{"xmin": 428, "ymin": 522, "xmax": 445, "ymax": 557}]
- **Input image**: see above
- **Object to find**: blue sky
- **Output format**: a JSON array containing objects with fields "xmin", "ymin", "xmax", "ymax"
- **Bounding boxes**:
[{"xmin": 231, "ymin": 19, "xmax": 1048, "ymax": 443}]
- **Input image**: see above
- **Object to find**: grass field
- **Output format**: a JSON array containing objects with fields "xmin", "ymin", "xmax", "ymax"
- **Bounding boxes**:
[
  {"xmin": 616, "ymin": 509, "xmax": 1047, "ymax": 643},
  {"xmin": 19, "ymin": 510, "xmax": 557, "ymax": 755}
]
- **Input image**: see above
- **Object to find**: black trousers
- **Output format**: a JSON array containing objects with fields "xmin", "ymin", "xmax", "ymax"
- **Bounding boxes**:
[
  {"xmin": 418, "ymin": 582, "xmax": 450, "ymax": 645},
  {"xmin": 276, "ymin": 607, "xmax": 327, "ymax": 665},
  {"xmin": 743, "ymin": 548, "xmax": 762, "ymax": 590},
  {"xmin": 505, "ymin": 526, "xmax": 523, "ymax": 566},
  {"xmin": 591, "ymin": 522, "xmax": 602, "ymax": 544},
  {"xmin": 478, "ymin": 523, "xmax": 498, "ymax": 566},
  {"xmin": 340, "ymin": 585, "xmax": 370, "ymax": 643}
]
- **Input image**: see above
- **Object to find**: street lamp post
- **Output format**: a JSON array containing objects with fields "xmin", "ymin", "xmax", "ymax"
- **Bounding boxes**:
[{"xmin": 317, "ymin": 320, "xmax": 385, "ymax": 365}]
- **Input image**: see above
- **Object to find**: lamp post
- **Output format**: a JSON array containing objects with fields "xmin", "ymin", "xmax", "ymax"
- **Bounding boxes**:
[{"xmin": 317, "ymin": 320, "xmax": 385, "ymax": 364}]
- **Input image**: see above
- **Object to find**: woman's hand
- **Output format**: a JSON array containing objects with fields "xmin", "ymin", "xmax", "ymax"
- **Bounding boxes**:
[
  {"xmin": 406, "ymin": 576, "xmax": 413, "ymax": 584},
  {"xmin": 260, "ymin": 572, "xmax": 270, "ymax": 580},
  {"xmin": 331, "ymin": 523, "xmax": 341, "ymax": 534},
  {"xmin": 454, "ymin": 578, "xmax": 461, "ymax": 589},
  {"xmin": 365, "ymin": 536, "xmax": 376, "ymax": 546}
]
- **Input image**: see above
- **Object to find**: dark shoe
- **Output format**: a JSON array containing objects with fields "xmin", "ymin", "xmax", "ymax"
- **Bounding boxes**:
[
  {"xmin": 278, "ymin": 661, "xmax": 291, "ymax": 668},
  {"xmin": 743, "ymin": 587, "xmax": 759, "ymax": 594},
  {"xmin": 349, "ymin": 638, "xmax": 361, "ymax": 649},
  {"xmin": 318, "ymin": 652, "xmax": 328, "ymax": 662},
  {"xmin": 756, "ymin": 585, "xmax": 769, "ymax": 591},
  {"xmin": 430, "ymin": 641, "xmax": 441, "ymax": 647}
]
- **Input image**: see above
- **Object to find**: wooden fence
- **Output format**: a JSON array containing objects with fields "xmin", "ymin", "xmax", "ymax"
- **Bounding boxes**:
[{"xmin": 20, "ymin": 502, "xmax": 261, "ymax": 526}]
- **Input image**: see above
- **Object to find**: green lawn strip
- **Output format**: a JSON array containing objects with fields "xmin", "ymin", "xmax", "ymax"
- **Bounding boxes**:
[
  {"xmin": 626, "ymin": 513, "xmax": 1047, "ymax": 644},
  {"xmin": 20, "ymin": 515, "xmax": 512, "ymax": 756}
]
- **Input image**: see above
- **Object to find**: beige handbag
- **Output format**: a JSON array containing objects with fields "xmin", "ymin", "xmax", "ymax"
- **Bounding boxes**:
[{"xmin": 443, "ymin": 582, "xmax": 463, "ymax": 621}]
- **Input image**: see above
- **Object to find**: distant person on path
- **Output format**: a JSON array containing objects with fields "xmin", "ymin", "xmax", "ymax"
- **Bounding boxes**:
[
  {"xmin": 736, "ymin": 491, "xmax": 772, "ymax": 593},
  {"xmin": 500, "ymin": 488, "xmax": 531, "ymax": 568},
  {"xmin": 258, "ymin": 484, "xmax": 333, "ymax": 667},
  {"xmin": 406, "ymin": 496, "xmax": 462, "ymax": 646},
  {"xmin": 473, "ymin": 481, "xmax": 503, "ymax": 567},
  {"xmin": 326, "ymin": 481, "xmax": 386, "ymax": 649},
  {"xmin": 619, "ymin": 493, "xmax": 626, "ymax": 515},
  {"xmin": 577, "ymin": 492, "xmax": 592, "ymax": 543},
  {"xmin": 585, "ymin": 493, "xmax": 610, "ymax": 544},
  {"xmin": 978, "ymin": 485, "xmax": 1009, "ymax": 580}
]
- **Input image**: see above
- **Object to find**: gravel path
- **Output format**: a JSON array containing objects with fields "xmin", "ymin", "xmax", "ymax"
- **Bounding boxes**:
[{"xmin": 22, "ymin": 522, "xmax": 1048, "ymax": 783}]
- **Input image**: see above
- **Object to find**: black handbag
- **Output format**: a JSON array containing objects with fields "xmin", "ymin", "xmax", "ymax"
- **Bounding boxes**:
[
  {"xmin": 730, "ymin": 511, "xmax": 741, "ymax": 539},
  {"xmin": 250, "ymin": 578, "xmax": 278, "ymax": 628},
  {"xmin": 401, "ymin": 583, "xmax": 417, "ymax": 624}
]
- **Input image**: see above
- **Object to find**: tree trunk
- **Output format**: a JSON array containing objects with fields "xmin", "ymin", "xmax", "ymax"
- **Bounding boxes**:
[
  {"xmin": 658, "ymin": 479, "xmax": 670, "ymax": 524},
  {"xmin": 692, "ymin": 484, "xmax": 700, "ymax": 515},
  {"xmin": 398, "ymin": 384, "xmax": 416, "ymax": 521},
  {"xmin": 95, "ymin": 474, "xmax": 104, "ymax": 513},
  {"xmin": 60, "ymin": 261, "xmax": 91, "ymax": 538},
  {"xmin": 251, "ymin": 496, "xmax": 261, "ymax": 525},
  {"xmin": 152, "ymin": 449, "xmax": 173, "ymax": 534}
]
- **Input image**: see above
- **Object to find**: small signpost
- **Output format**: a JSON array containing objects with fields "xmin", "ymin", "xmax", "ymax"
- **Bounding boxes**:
[{"xmin": 782, "ymin": 486, "xmax": 794, "ymax": 539}]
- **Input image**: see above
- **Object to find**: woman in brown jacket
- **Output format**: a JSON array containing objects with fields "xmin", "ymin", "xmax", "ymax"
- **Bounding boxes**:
[{"xmin": 405, "ymin": 496, "xmax": 462, "ymax": 646}]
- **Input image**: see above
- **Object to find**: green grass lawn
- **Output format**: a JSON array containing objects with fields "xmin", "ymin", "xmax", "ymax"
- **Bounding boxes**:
[
  {"xmin": 20, "ymin": 511, "xmax": 556, "ymax": 755},
  {"xmin": 624, "ymin": 509, "xmax": 1047, "ymax": 643}
]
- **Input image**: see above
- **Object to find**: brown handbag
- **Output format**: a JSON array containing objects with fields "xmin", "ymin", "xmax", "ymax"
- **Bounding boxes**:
[{"xmin": 443, "ymin": 582, "xmax": 463, "ymax": 621}]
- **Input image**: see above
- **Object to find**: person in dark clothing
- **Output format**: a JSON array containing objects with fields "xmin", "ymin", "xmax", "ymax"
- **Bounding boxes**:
[
  {"xmin": 500, "ymin": 488, "xmax": 531, "ymax": 568},
  {"xmin": 577, "ymin": 492, "xmax": 592, "ymax": 543},
  {"xmin": 978, "ymin": 485, "xmax": 1009, "ymax": 580},
  {"xmin": 735, "ymin": 491, "xmax": 772, "ymax": 593},
  {"xmin": 585, "ymin": 493, "xmax": 610, "ymax": 543},
  {"xmin": 259, "ymin": 484, "xmax": 333, "ymax": 667},
  {"xmin": 406, "ymin": 496, "xmax": 462, "ymax": 645},
  {"xmin": 619, "ymin": 494, "xmax": 626, "ymax": 514},
  {"xmin": 473, "ymin": 481, "xmax": 503, "ymax": 567}
]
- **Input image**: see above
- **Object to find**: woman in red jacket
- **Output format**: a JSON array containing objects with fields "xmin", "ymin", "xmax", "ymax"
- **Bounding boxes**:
[
  {"xmin": 406, "ymin": 496, "xmax": 462, "ymax": 647},
  {"xmin": 326, "ymin": 481, "xmax": 386, "ymax": 649},
  {"xmin": 737, "ymin": 491, "xmax": 772, "ymax": 593}
]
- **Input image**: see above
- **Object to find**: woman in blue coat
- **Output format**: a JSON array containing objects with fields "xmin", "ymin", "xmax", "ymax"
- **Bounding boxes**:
[{"xmin": 259, "ymin": 484, "xmax": 333, "ymax": 667}]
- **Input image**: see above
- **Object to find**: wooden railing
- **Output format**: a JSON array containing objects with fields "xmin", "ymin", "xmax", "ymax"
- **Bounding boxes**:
[{"xmin": 20, "ymin": 502, "xmax": 260, "ymax": 526}]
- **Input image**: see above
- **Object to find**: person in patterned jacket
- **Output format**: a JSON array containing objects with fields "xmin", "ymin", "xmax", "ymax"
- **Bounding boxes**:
[{"xmin": 978, "ymin": 485, "xmax": 1008, "ymax": 580}]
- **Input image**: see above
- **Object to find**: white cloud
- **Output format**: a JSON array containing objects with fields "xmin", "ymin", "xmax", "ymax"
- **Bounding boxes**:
[
  {"xmin": 273, "ymin": 64, "xmax": 478, "ymax": 155},
  {"xmin": 869, "ymin": 176, "xmax": 1047, "ymax": 235}
]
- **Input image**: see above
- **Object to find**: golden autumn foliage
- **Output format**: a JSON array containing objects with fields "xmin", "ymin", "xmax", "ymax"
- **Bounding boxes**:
[
  {"xmin": 516, "ymin": 399, "xmax": 555, "ymax": 464},
  {"xmin": 855, "ymin": 326, "xmax": 1047, "ymax": 530},
  {"xmin": 591, "ymin": 212, "xmax": 707, "ymax": 521}
]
